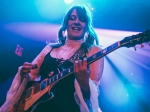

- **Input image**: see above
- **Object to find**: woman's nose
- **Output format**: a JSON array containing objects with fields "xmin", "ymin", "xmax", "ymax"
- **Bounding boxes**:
[{"xmin": 74, "ymin": 17, "xmax": 80, "ymax": 23}]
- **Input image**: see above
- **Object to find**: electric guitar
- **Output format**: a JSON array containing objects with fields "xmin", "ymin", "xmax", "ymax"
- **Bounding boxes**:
[{"xmin": 13, "ymin": 30, "xmax": 150, "ymax": 112}]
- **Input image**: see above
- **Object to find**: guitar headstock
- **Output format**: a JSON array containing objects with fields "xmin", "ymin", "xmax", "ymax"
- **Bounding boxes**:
[{"xmin": 120, "ymin": 30, "xmax": 150, "ymax": 48}]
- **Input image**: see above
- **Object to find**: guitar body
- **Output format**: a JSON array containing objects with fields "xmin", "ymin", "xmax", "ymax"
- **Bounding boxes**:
[
  {"xmin": 13, "ymin": 81, "xmax": 54, "ymax": 112},
  {"xmin": 13, "ymin": 81, "xmax": 56, "ymax": 112}
]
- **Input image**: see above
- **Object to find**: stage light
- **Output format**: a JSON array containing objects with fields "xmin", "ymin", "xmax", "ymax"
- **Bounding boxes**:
[
  {"xmin": 91, "ymin": 7, "xmax": 94, "ymax": 10},
  {"xmin": 64, "ymin": 0, "xmax": 73, "ymax": 4}
]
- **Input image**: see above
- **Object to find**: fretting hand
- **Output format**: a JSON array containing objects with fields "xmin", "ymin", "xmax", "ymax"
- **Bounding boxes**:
[{"xmin": 74, "ymin": 57, "xmax": 91, "ymax": 99}]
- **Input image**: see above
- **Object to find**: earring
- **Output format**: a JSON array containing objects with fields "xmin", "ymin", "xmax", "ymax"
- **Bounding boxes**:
[
  {"xmin": 62, "ymin": 30, "xmax": 68, "ymax": 38},
  {"xmin": 62, "ymin": 30, "xmax": 67, "ymax": 37},
  {"xmin": 84, "ymin": 32, "xmax": 89, "ymax": 40},
  {"xmin": 62, "ymin": 31, "xmax": 65, "ymax": 37}
]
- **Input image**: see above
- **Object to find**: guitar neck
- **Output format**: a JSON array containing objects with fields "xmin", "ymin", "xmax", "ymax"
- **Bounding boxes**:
[{"xmin": 87, "ymin": 41, "xmax": 121, "ymax": 65}]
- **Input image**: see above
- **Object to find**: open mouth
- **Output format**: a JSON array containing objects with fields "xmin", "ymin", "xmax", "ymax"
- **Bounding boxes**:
[{"xmin": 71, "ymin": 26, "xmax": 81, "ymax": 31}]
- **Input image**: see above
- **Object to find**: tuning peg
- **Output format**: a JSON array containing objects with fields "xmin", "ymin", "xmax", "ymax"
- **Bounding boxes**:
[
  {"xmin": 140, "ymin": 44, "xmax": 144, "ymax": 48},
  {"xmin": 134, "ymin": 46, "xmax": 136, "ymax": 51}
]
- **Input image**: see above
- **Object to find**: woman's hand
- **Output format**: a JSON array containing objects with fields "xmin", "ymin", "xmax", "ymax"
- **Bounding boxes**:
[
  {"xmin": 20, "ymin": 62, "xmax": 37, "ymax": 80},
  {"xmin": 74, "ymin": 57, "xmax": 91, "ymax": 99}
]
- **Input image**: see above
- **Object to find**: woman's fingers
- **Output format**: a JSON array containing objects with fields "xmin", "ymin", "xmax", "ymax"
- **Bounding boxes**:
[
  {"xmin": 74, "ymin": 60, "xmax": 78, "ymax": 73},
  {"xmin": 74, "ymin": 58, "xmax": 91, "ymax": 86},
  {"xmin": 74, "ymin": 58, "xmax": 88, "ymax": 71},
  {"xmin": 82, "ymin": 57, "xmax": 87, "ymax": 70},
  {"xmin": 20, "ymin": 62, "xmax": 37, "ymax": 75}
]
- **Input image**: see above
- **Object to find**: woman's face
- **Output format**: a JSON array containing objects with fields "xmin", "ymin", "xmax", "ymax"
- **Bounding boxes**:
[{"xmin": 67, "ymin": 9, "xmax": 87, "ymax": 40}]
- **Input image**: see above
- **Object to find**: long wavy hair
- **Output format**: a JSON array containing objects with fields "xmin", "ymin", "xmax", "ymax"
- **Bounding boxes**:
[{"xmin": 57, "ymin": 5, "xmax": 99, "ymax": 52}]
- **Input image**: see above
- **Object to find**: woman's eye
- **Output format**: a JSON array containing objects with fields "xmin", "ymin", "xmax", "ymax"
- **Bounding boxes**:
[
  {"xmin": 69, "ymin": 15, "xmax": 76, "ymax": 20},
  {"xmin": 69, "ymin": 15, "xmax": 86, "ymax": 22},
  {"xmin": 79, "ymin": 17, "xmax": 85, "ymax": 22}
]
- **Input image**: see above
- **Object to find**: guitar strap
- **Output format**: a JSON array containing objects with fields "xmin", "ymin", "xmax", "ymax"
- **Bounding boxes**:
[{"xmin": 68, "ymin": 46, "xmax": 86, "ymax": 64}]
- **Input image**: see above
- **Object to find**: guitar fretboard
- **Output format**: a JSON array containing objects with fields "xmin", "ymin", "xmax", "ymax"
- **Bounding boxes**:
[{"xmin": 87, "ymin": 42, "xmax": 120, "ymax": 64}]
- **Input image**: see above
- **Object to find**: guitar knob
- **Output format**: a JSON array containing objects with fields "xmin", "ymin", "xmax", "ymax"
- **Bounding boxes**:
[
  {"xmin": 140, "ymin": 44, "xmax": 144, "ymax": 48},
  {"xmin": 134, "ymin": 46, "xmax": 136, "ymax": 51}
]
